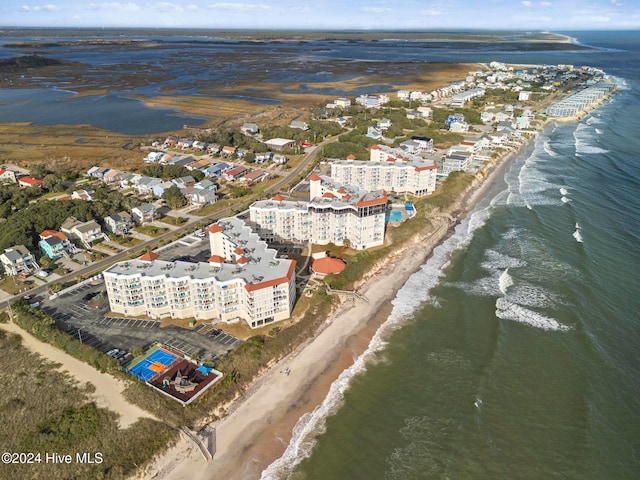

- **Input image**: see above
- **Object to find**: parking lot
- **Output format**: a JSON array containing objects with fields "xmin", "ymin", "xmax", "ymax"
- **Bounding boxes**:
[{"xmin": 41, "ymin": 280, "xmax": 242, "ymax": 364}]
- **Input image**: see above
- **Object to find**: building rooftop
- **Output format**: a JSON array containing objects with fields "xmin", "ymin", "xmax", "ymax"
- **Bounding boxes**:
[{"xmin": 105, "ymin": 216, "xmax": 295, "ymax": 291}]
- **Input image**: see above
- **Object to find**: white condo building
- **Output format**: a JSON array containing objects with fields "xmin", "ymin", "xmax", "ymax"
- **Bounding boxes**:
[
  {"xmin": 103, "ymin": 217, "xmax": 296, "ymax": 329},
  {"xmin": 249, "ymin": 175, "xmax": 387, "ymax": 250},
  {"xmin": 330, "ymin": 145, "xmax": 438, "ymax": 197}
]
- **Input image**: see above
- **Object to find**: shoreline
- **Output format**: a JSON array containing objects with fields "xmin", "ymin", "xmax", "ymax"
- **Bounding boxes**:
[{"xmin": 138, "ymin": 128, "xmax": 535, "ymax": 480}]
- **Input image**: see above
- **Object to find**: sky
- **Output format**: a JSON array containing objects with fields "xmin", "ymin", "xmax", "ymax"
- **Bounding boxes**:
[{"xmin": 1, "ymin": 0, "xmax": 639, "ymax": 30}]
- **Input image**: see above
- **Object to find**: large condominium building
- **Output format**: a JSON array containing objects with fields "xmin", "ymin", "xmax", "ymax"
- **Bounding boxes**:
[
  {"xmin": 103, "ymin": 217, "xmax": 296, "ymax": 329},
  {"xmin": 249, "ymin": 175, "xmax": 386, "ymax": 250},
  {"xmin": 330, "ymin": 145, "xmax": 438, "ymax": 197}
]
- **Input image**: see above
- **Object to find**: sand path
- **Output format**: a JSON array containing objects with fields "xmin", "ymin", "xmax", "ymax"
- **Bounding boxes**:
[{"xmin": 0, "ymin": 320, "xmax": 157, "ymax": 428}]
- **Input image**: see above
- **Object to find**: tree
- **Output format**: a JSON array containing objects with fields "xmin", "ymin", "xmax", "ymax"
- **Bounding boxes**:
[
  {"xmin": 162, "ymin": 186, "xmax": 186, "ymax": 209},
  {"xmin": 244, "ymin": 152, "xmax": 256, "ymax": 164}
]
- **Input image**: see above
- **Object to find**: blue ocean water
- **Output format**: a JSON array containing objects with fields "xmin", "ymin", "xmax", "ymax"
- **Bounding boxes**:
[{"xmin": 261, "ymin": 31, "xmax": 640, "ymax": 480}]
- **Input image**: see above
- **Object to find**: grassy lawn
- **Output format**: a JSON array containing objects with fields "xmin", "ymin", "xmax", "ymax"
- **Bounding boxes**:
[
  {"xmin": 159, "ymin": 215, "xmax": 188, "ymax": 226},
  {"xmin": 134, "ymin": 225, "xmax": 169, "ymax": 237},
  {"xmin": 0, "ymin": 276, "xmax": 34, "ymax": 295},
  {"xmin": 192, "ymin": 201, "xmax": 230, "ymax": 217},
  {"xmin": 108, "ymin": 234, "xmax": 142, "ymax": 247}
]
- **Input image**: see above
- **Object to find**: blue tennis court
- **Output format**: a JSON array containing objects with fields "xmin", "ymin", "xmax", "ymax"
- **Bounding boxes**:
[{"xmin": 128, "ymin": 348, "xmax": 178, "ymax": 381}]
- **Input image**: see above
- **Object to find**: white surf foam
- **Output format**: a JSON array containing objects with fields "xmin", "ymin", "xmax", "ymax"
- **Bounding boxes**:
[
  {"xmin": 595, "ymin": 128, "xmax": 603, "ymax": 135},
  {"xmin": 573, "ymin": 228, "xmax": 583, "ymax": 243},
  {"xmin": 498, "ymin": 268, "xmax": 513, "ymax": 295},
  {"xmin": 559, "ymin": 187, "xmax": 568, "ymax": 196},
  {"xmin": 574, "ymin": 123, "xmax": 609, "ymax": 155},
  {"xmin": 260, "ymin": 211, "xmax": 491, "ymax": 480},
  {"xmin": 495, "ymin": 297, "xmax": 571, "ymax": 332},
  {"xmin": 561, "ymin": 196, "xmax": 571, "ymax": 203},
  {"xmin": 543, "ymin": 138, "xmax": 559, "ymax": 157}
]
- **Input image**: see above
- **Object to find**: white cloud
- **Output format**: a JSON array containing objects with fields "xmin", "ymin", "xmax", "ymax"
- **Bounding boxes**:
[
  {"xmin": 541, "ymin": 1, "xmax": 552, "ymax": 6},
  {"xmin": 186, "ymin": 4, "xmax": 199, "ymax": 11},
  {"xmin": 521, "ymin": 1, "xmax": 532, "ymax": 7},
  {"xmin": 27, "ymin": 3, "xmax": 61, "ymax": 11},
  {"xmin": 361, "ymin": 7, "xmax": 391, "ymax": 14},
  {"xmin": 590, "ymin": 15, "xmax": 611, "ymax": 22},
  {"xmin": 86, "ymin": 3, "xmax": 141, "ymax": 12},
  {"xmin": 207, "ymin": 3, "xmax": 271, "ymax": 11}
]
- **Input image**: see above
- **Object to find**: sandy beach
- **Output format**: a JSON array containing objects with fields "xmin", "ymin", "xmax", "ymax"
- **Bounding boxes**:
[{"xmin": 136, "ymin": 132, "xmax": 527, "ymax": 480}]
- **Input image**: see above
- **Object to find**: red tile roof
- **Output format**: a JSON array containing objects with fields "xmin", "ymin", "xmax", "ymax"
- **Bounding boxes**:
[
  {"xmin": 19, "ymin": 176, "xmax": 43, "ymax": 185},
  {"xmin": 237, "ymin": 256, "xmax": 249, "ymax": 265},
  {"xmin": 234, "ymin": 247, "xmax": 245, "ymax": 255},
  {"xmin": 208, "ymin": 255, "xmax": 225, "ymax": 264},
  {"xmin": 371, "ymin": 144, "xmax": 380, "ymax": 150},
  {"xmin": 272, "ymin": 194, "xmax": 285, "ymax": 201},
  {"xmin": 346, "ymin": 154, "xmax": 356, "ymax": 160},
  {"xmin": 322, "ymin": 192, "xmax": 335, "ymax": 199},
  {"xmin": 140, "ymin": 251, "xmax": 159, "ymax": 262},
  {"xmin": 309, "ymin": 173, "xmax": 322, "ymax": 182},
  {"xmin": 40, "ymin": 230, "xmax": 68, "ymax": 241},
  {"xmin": 208, "ymin": 224, "xmax": 224, "ymax": 234},
  {"xmin": 311, "ymin": 257, "xmax": 346, "ymax": 275}
]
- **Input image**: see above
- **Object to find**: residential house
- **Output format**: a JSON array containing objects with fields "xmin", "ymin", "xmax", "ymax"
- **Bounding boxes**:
[
  {"xmin": 207, "ymin": 144, "xmax": 221, "ymax": 155},
  {"xmin": 255, "ymin": 152, "xmax": 274, "ymax": 164},
  {"xmin": 0, "ymin": 245, "xmax": 39, "ymax": 276},
  {"xmin": 222, "ymin": 166, "xmax": 247, "ymax": 182},
  {"xmin": 450, "ymin": 121, "xmax": 470, "ymax": 133},
  {"xmin": 18, "ymin": 177, "xmax": 43, "ymax": 187},
  {"xmin": 194, "ymin": 178, "xmax": 217, "ymax": 191},
  {"xmin": 61, "ymin": 217, "xmax": 108, "ymax": 248},
  {"xmin": 441, "ymin": 152, "xmax": 473, "ymax": 176},
  {"xmin": 221, "ymin": 146, "xmax": 237, "ymax": 157},
  {"xmin": 264, "ymin": 138, "xmax": 296, "ymax": 151},
  {"xmin": 335, "ymin": 117, "xmax": 348, "ymax": 128},
  {"xmin": 181, "ymin": 187, "xmax": 217, "ymax": 207},
  {"xmin": 103, "ymin": 168, "xmax": 125, "ymax": 184},
  {"xmin": 411, "ymin": 136, "xmax": 434, "ymax": 151},
  {"xmin": 71, "ymin": 189, "xmax": 94, "ymax": 201},
  {"xmin": 446, "ymin": 113, "xmax": 466, "ymax": 127},
  {"xmin": 290, "ymin": 120, "xmax": 309, "ymax": 131},
  {"xmin": 397, "ymin": 90, "xmax": 410, "ymax": 100},
  {"xmin": 120, "ymin": 173, "xmax": 142, "ymax": 189},
  {"xmin": 241, "ymin": 123, "xmax": 260, "ymax": 135},
  {"xmin": 132, "ymin": 203, "xmax": 157, "ymax": 225},
  {"xmin": 417, "ymin": 106, "xmax": 433, "ymax": 118},
  {"xmin": 242, "ymin": 170, "xmax": 268, "ymax": 186},
  {"xmin": 134, "ymin": 176, "xmax": 162, "ymax": 196},
  {"xmin": 172, "ymin": 176, "xmax": 196, "ymax": 189},
  {"xmin": 87, "ymin": 166, "xmax": 109, "ymax": 178},
  {"xmin": 104, "ymin": 211, "xmax": 134, "ymax": 235},
  {"xmin": 367, "ymin": 126, "xmax": 383, "ymax": 140},
  {"xmin": 399, "ymin": 140, "xmax": 422, "ymax": 155},
  {"xmin": 38, "ymin": 230, "xmax": 74, "ymax": 260},
  {"xmin": 144, "ymin": 151, "xmax": 164, "ymax": 163},
  {"xmin": 377, "ymin": 118, "xmax": 392, "ymax": 130},
  {"xmin": 152, "ymin": 181, "xmax": 175, "ymax": 198},
  {"xmin": 273, "ymin": 154, "xmax": 288, "ymax": 165},
  {"xmin": 335, "ymin": 97, "xmax": 351, "ymax": 107},
  {"xmin": 205, "ymin": 162, "xmax": 231, "ymax": 177},
  {"xmin": 0, "ymin": 168, "xmax": 17, "ymax": 184}
]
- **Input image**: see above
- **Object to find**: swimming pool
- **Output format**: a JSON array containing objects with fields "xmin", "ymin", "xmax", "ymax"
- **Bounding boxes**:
[{"xmin": 386, "ymin": 210, "xmax": 403, "ymax": 222}]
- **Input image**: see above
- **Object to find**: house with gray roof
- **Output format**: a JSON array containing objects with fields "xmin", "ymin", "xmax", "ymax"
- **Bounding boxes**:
[{"xmin": 0, "ymin": 245, "xmax": 39, "ymax": 276}]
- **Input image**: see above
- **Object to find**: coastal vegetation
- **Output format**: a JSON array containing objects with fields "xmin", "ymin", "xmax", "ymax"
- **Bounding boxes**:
[{"xmin": 0, "ymin": 328, "xmax": 176, "ymax": 480}]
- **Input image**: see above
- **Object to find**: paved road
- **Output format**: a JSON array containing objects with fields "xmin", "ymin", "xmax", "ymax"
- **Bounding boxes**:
[{"xmin": 0, "ymin": 133, "xmax": 340, "ymax": 311}]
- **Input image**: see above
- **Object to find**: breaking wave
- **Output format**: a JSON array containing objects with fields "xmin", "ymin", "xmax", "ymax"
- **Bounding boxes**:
[
  {"xmin": 495, "ymin": 297, "xmax": 571, "ymax": 331},
  {"xmin": 261, "ymin": 210, "xmax": 491, "ymax": 480}
]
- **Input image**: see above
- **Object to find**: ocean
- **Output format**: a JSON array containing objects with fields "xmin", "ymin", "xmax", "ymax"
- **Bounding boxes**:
[{"xmin": 262, "ymin": 31, "xmax": 640, "ymax": 480}]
